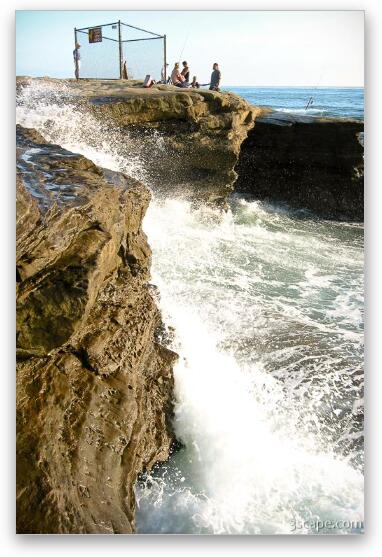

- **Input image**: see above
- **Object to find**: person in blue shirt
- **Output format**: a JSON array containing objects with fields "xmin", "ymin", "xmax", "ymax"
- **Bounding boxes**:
[
  {"xmin": 209, "ymin": 62, "xmax": 221, "ymax": 91},
  {"xmin": 73, "ymin": 43, "xmax": 81, "ymax": 80}
]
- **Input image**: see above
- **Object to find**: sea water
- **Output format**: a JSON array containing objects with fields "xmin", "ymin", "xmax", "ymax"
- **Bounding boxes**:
[
  {"xmin": 16, "ymin": 81, "xmax": 364, "ymax": 535},
  {"xmin": 226, "ymin": 86, "xmax": 364, "ymax": 120},
  {"xmin": 135, "ymin": 198, "xmax": 363, "ymax": 534}
]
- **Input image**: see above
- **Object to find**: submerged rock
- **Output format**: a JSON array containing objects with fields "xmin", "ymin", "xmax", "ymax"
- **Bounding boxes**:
[{"xmin": 16, "ymin": 125, "xmax": 177, "ymax": 533}]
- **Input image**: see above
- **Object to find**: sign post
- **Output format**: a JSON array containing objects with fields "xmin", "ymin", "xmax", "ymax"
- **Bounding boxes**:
[
  {"xmin": 74, "ymin": 28, "xmax": 79, "ymax": 80},
  {"xmin": 118, "ymin": 20, "xmax": 123, "ymax": 80},
  {"xmin": 164, "ymin": 34, "xmax": 167, "ymax": 81}
]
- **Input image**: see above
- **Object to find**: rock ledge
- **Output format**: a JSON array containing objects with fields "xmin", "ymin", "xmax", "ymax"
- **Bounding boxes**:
[{"xmin": 16, "ymin": 125, "xmax": 177, "ymax": 534}]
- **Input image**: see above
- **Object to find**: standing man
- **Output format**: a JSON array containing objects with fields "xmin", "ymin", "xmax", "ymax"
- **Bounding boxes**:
[
  {"xmin": 209, "ymin": 62, "xmax": 221, "ymax": 91},
  {"xmin": 122, "ymin": 60, "xmax": 128, "ymax": 80},
  {"xmin": 161, "ymin": 63, "xmax": 169, "ymax": 83},
  {"xmin": 73, "ymin": 42, "xmax": 81, "ymax": 80}
]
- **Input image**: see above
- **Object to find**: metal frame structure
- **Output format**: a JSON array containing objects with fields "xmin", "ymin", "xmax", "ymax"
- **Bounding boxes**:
[{"xmin": 74, "ymin": 20, "xmax": 167, "ymax": 80}]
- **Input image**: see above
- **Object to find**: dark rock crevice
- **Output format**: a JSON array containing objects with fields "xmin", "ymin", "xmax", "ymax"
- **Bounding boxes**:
[{"xmin": 234, "ymin": 112, "xmax": 364, "ymax": 221}]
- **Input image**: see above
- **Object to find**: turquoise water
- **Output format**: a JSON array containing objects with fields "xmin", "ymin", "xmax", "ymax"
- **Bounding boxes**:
[{"xmin": 224, "ymin": 86, "xmax": 364, "ymax": 121}]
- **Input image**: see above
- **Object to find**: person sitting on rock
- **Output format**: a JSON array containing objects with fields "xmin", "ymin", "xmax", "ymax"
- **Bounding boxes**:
[
  {"xmin": 181, "ymin": 61, "xmax": 190, "ymax": 84},
  {"xmin": 190, "ymin": 76, "xmax": 200, "ymax": 88},
  {"xmin": 171, "ymin": 63, "xmax": 188, "ymax": 87},
  {"xmin": 209, "ymin": 62, "xmax": 221, "ymax": 91}
]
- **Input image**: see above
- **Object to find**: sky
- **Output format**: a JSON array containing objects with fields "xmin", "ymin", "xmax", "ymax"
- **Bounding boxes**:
[{"xmin": 16, "ymin": 10, "xmax": 364, "ymax": 86}]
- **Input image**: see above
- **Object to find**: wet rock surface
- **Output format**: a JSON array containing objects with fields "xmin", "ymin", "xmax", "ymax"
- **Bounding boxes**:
[
  {"xmin": 88, "ymin": 87, "xmax": 259, "ymax": 205},
  {"xmin": 16, "ymin": 78, "xmax": 364, "ymax": 217},
  {"xmin": 17, "ymin": 77, "xmax": 260, "ymax": 205},
  {"xmin": 16, "ymin": 125, "xmax": 177, "ymax": 533},
  {"xmin": 235, "ymin": 112, "xmax": 364, "ymax": 221}
]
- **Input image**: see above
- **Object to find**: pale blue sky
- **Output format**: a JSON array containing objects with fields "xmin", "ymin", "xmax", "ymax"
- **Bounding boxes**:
[{"xmin": 16, "ymin": 10, "xmax": 364, "ymax": 86}]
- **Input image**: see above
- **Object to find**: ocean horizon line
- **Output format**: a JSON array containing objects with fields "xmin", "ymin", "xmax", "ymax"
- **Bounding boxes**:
[{"xmin": 225, "ymin": 85, "xmax": 364, "ymax": 89}]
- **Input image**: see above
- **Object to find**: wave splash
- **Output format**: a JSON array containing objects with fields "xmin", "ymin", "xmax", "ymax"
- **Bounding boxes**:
[
  {"xmin": 16, "ymin": 80, "xmax": 364, "ymax": 535},
  {"xmin": 136, "ymin": 198, "xmax": 363, "ymax": 534}
]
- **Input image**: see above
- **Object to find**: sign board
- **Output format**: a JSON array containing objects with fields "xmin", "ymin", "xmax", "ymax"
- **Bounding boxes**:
[{"xmin": 88, "ymin": 27, "xmax": 102, "ymax": 43}]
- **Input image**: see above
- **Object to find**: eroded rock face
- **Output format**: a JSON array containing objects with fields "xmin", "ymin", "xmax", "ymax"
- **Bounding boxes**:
[
  {"xmin": 235, "ymin": 112, "xmax": 364, "ymax": 221},
  {"xmin": 17, "ymin": 78, "xmax": 260, "ymax": 205},
  {"xmin": 16, "ymin": 125, "xmax": 177, "ymax": 533},
  {"xmin": 85, "ymin": 85, "xmax": 260, "ymax": 204}
]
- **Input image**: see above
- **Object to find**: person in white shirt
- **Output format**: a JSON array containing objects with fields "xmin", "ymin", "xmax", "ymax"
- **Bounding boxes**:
[{"xmin": 73, "ymin": 43, "xmax": 81, "ymax": 80}]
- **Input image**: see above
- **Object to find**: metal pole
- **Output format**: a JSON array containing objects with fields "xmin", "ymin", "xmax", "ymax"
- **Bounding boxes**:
[
  {"xmin": 118, "ymin": 20, "xmax": 123, "ymax": 79},
  {"xmin": 74, "ymin": 28, "xmax": 79, "ymax": 80},
  {"xmin": 76, "ymin": 21, "xmax": 120, "ymax": 32},
  {"xmin": 120, "ymin": 21, "xmax": 162, "ymax": 38},
  {"xmin": 164, "ymin": 35, "xmax": 167, "ymax": 82}
]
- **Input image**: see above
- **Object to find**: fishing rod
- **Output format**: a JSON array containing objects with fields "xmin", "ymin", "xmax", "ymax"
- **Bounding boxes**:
[
  {"xmin": 164, "ymin": 32, "xmax": 190, "ymax": 84},
  {"xmin": 178, "ymin": 31, "xmax": 190, "ymax": 63},
  {"xmin": 305, "ymin": 96, "xmax": 314, "ymax": 110},
  {"xmin": 305, "ymin": 72, "xmax": 323, "ymax": 111}
]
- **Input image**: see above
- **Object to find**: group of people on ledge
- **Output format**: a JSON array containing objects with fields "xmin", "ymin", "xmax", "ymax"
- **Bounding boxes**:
[
  {"xmin": 72, "ymin": 42, "xmax": 221, "ymax": 91},
  {"xmin": 169, "ymin": 61, "xmax": 221, "ymax": 91}
]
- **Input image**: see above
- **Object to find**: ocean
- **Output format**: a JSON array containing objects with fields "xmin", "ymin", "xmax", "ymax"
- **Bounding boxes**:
[
  {"xmin": 16, "ymin": 81, "xmax": 364, "ymax": 535},
  {"xmin": 225, "ymin": 86, "xmax": 364, "ymax": 121}
]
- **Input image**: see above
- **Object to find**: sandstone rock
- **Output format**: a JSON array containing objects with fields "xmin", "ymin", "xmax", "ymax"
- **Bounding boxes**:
[
  {"xmin": 89, "ymin": 87, "xmax": 259, "ymax": 204},
  {"xmin": 17, "ymin": 78, "xmax": 260, "ymax": 205},
  {"xmin": 17, "ymin": 78, "xmax": 364, "ymax": 217},
  {"xmin": 16, "ymin": 125, "xmax": 177, "ymax": 533}
]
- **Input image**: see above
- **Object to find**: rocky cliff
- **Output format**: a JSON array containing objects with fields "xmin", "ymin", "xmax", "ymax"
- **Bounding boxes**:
[
  {"xmin": 16, "ymin": 125, "xmax": 177, "ymax": 533},
  {"xmin": 89, "ymin": 86, "xmax": 259, "ymax": 204},
  {"xmin": 17, "ymin": 77, "xmax": 260, "ymax": 205},
  {"xmin": 17, "ymin": 78, "xmax": 364, "ymax": 218},
  {"xmin": 235, "ymin": 112, "xmax": 364, "ymax": 221}
]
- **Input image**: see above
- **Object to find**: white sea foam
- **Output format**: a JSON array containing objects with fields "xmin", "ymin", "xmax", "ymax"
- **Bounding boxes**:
[
  {"xmin": 16, "ymin": 80, "xmax": 147, "ymax": 181},
  {"xmin": 135, "ymin": 198, "xmax": 364, "ymax": 534},
  {"xmin": 275, "ymin": 107, "xmax": 324, "ymax": 115}
]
